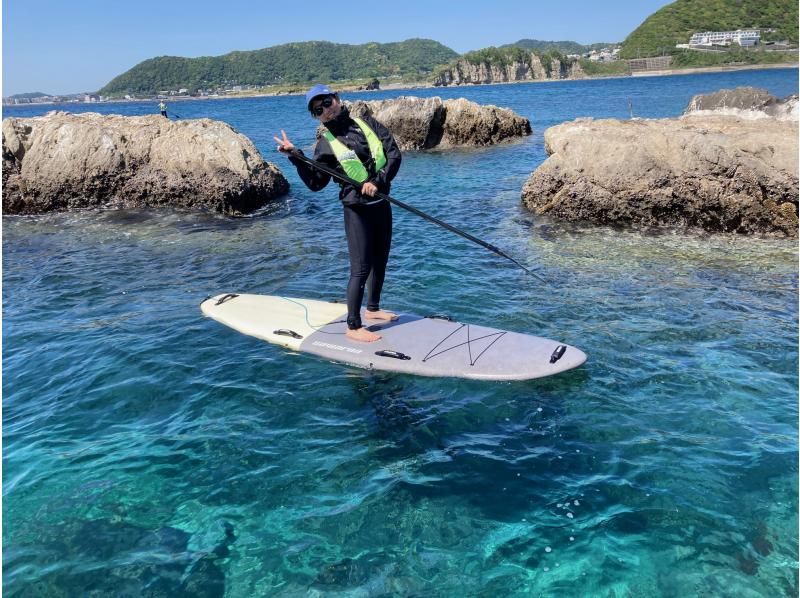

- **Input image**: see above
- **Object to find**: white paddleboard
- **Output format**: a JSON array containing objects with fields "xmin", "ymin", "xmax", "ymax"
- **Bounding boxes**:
[{"xmin": 201, "ymin": 294, "xmax": 586, "ymax": 381}]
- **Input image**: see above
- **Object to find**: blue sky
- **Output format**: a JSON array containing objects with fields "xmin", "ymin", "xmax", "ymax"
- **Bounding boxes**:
[{"xmin": 3, "ymin": 0, "xmax": 671, "ymax": 96}]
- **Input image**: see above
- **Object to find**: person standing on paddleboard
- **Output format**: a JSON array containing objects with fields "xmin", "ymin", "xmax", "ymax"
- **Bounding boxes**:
[{"xmin": 274, "ymin": 85, "xmax": 403, "ymax": 343}]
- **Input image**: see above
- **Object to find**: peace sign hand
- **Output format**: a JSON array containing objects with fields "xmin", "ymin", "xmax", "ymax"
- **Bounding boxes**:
[{"xmin": 273, "ymin": 130, "xmax": 295, "ymax": 154}]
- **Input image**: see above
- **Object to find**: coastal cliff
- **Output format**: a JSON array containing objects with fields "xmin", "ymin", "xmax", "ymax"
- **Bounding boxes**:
[
  {"xmin": 432, "ymin": 54, "xmax": 585, "ymax": 86},
  {"xmin": 2, "ymin": 112, "xmax": 289, "ymax": 215},
  {"xmin": 521, "ymin": 89, "xmax": 798, "ymax": 237}
]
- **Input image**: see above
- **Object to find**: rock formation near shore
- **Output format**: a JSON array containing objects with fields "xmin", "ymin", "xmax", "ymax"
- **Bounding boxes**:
[
  {"xmin": 685, "ymin": 86, "xmax": 798, "ymax": 120},
  {"xmin": 2, "ymin": 112, "xmax": 289, "ymax": 215},
  {"xmin": 432, "ymin": 55, "xmax": 585, "ymax": 87},
  {"xmin": 343, "ymin": 96, "xmax": 531, "ymax": 150},
  {"xmin": 521, "ymin": 108, "xmax": 798, "ymax": 236}
]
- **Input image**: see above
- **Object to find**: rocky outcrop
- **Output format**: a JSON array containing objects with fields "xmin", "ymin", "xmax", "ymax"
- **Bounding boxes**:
[
  {"xmin": 2, "ymin": 112, "xmax": 289, "ymax": 215},
  {"xmin": 521, "ymin": 114, "xmax": 798, "ymax": 237},
  {"xmin": 343, "ymin": 96, "xmax": 531, "ymax": 150},
  {"xmin": 685, "ymin": 86, "xmax": 798, "ymax": 120},
  {"xmin": 432, "ymin": 54, "xmax": 585, "ymax": 87}
]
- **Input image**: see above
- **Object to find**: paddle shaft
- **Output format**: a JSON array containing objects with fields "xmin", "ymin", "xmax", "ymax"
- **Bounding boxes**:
[{"xmin": 288, "ymin": 149, "xmax": 539, "ymax": 278}]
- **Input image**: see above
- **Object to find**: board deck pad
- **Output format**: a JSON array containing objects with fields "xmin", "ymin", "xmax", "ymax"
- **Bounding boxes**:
[{"xmin": 201, "ymin": 294, "xmax": 586, "ymax": 381}]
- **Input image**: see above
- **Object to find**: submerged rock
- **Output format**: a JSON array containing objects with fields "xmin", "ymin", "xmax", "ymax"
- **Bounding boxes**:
[
  {"xmin": 16, "ymin": 518, "xmax": 235, "ymax": 598},
  {"xmin": 2, "ymin": 112, "xmax": 289, "ymax": 215},
  {"xmin": 342, "ymin": 96, "xmax": 531, "ymax": 150},
  {"xmin": 521, "ymin": 111, "xmax": 798, "ymax": 237}
]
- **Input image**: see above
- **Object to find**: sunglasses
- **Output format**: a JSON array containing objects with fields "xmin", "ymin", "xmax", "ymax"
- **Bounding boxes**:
[{"xmin": 310, "ymin": 96, "xmax": 334, "ymax": 116}]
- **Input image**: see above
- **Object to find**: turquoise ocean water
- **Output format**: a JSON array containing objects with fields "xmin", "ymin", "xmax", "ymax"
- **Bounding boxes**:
[{"xmin": 3, "ymin": 69, "xmax": 798, "ymax": 596}]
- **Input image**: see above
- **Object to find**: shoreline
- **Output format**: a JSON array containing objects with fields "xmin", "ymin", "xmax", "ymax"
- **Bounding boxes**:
[
  {"xmin": 5, "ymin": 62, "xmax": 797, "ymax": 108},
  {"xmin": 207, "ymin": 62, "xmax": 800, "ymax": 99},
  {"xmin": 629, "ymin": 62, "xmax": 799, "ymax": 78}
]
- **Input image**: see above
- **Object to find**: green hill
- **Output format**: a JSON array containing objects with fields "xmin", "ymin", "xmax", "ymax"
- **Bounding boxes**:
[
  {"xmin": 501, "ymin": 39, "xmax": 618, "ymax": 54},
  {"xmin": 100, "ymin": 39, "xmax": 459, "ymax": 96},
  {"xmin": 620, "ymin": 0, "xmax": 798, "ymax": 59},
  {"xmin": 7, "ymin": 92, "xmax": 50, "ymax": 100}
]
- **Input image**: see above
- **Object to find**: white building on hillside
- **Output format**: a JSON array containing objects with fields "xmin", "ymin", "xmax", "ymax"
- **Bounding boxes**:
[
  {"xmin": 688, "ymin": 29, "xmax": 761, "ymax": 47},
  {"xmin": 587, "ymin": 47, "xmax": 620, "ymax": 61}
]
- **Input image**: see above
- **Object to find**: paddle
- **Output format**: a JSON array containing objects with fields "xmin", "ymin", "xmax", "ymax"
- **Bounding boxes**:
[{"xmin": 287, "ymin": 149, "xmax": 541, "ymax": 279}]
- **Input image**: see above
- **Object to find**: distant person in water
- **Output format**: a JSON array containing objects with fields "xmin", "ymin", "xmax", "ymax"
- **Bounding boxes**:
[
  {"xmin": 159, "ymin": 100, "xmax": 167, "ymax": 118},
  {"xmin": 274, "ymin": 84, "xmax": 402, "ymax": 343}
]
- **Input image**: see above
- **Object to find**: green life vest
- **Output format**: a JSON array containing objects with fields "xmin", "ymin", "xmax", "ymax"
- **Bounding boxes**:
[{"xmin": 322, "ymin": 118, "xmax": 387, "ymax": 183}]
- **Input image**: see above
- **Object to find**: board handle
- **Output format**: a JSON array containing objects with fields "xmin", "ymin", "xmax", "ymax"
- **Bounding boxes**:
[
  {"xmin": 274, "ymin": 329, "xmax": 303, "ymax": 339},
  {"xmin": 425, "ymin": 314, "xmax": 454, "ymax": 321},
  {"xmin": 215, "ymin": 293, "xmax": 240, "ymax": 306},
  {"xmin": 549, "ymin": 345, "xmax": 567, "ymax": 363},
  {"xmin": 375, "ymin": 350, "xmax": 412, "ymax": 361}
]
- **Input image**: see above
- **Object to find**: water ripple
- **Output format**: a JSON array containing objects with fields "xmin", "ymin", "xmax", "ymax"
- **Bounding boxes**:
[{"xmin": 4, "ymin": 69, "xmax": 799, "ymax": 597}]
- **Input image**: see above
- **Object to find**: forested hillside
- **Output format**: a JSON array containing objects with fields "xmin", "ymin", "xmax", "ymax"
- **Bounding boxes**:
[
  {"xmin": 100, "ymin": 39, "xmax": 458, "ymax": 96},
  {"xmin": 501, "ymin": 39, "xmax": 618, "ymax": 54},
  {"xmin": 620, "ymin": 0, "xmax": 798, "ymax": 58}
]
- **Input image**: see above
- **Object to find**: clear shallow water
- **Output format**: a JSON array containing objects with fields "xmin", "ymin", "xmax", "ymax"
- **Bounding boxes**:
[{"xmin": 4, "ymin": 68, "xmax": 798, "ymax": 596}]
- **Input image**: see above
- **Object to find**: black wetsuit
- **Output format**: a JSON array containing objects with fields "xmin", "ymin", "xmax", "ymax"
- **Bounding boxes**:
[{"xmin": 289, "ymin": 108, "xmax": 402, "ymax": 330}]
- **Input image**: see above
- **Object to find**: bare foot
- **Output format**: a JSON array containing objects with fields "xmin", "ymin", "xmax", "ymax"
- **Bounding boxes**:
[
  {"xmin": 364, "ymin": 310, "xmax": 399, "ymax": 321},
  {"xmin": 346, "ymin": 327, "xmax": 382, "ymax": 343}
]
